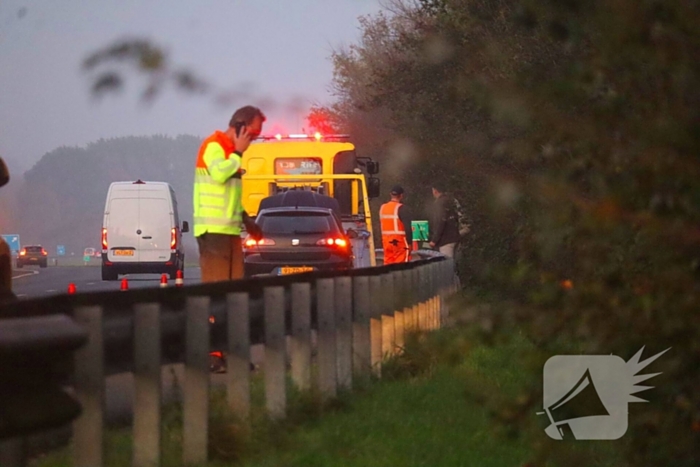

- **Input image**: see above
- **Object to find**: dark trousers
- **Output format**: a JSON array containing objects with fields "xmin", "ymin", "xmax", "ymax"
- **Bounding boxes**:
[{"xmin": 196, "ymin": 233, "xmax": 244, "ymax": 283}]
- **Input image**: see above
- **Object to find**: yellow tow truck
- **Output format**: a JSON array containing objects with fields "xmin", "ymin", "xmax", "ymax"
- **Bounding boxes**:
[{"xmin": 241, "ymin": 133, "xmax": 381, "ymax": 267}]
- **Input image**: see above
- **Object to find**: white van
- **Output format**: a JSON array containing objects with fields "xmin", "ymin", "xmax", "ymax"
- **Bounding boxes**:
[{"xmin": 101, "ymin": 180, "xmax": 189, "ymax": 281}]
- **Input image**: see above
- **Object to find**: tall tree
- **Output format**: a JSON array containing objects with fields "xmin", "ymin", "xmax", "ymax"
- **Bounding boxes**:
[{"xmin": 324, "ymin": 0, "xmax": 700, "ymax": 464}]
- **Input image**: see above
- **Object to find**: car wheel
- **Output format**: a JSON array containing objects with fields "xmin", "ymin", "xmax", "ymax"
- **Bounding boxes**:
[
  {"xmin": 101, "ymin": 267, "xmax": 117, "ymax": 281},
  {"xmin": 40, "ymin": 261, "xmax": 47, "ymax": 268},
  {"xmin": 16, "ymin": 263, "xmax": 22, "ymax": 269}
]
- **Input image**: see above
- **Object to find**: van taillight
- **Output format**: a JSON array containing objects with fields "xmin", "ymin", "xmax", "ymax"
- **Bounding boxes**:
[
  {"xmin": 171, "ymin": 228, "xmax": 177, "ymax": 249},
  {"xmin": 102, "ymin": 228, "xmax": 108, "ymax": 249}
]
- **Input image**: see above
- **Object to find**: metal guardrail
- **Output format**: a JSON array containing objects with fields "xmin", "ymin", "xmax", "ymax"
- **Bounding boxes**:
[{"xmin": 0, "ymin": 252, "xmax": 458, "ymax": 467}]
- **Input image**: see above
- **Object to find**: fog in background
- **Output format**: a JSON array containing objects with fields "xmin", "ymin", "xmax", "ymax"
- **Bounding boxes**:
[{"xmin": 0, "ymin": 0, "xmax": 382, "ymax": 176}]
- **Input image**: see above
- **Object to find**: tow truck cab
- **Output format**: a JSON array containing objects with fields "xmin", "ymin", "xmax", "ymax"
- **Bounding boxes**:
[{"xmin": 241, "ymin": 134, "xmax": 380, "ymax": 267}]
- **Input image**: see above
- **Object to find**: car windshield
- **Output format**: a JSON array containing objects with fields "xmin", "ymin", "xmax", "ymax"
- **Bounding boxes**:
[{"xmin": 258, "ymin": 212, "xmax": 336, "ymax": 235}]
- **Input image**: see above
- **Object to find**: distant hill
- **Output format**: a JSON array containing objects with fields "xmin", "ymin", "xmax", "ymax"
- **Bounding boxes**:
[{"xmin": 4, "ymin": 135, "xmax": 201, "ymax": 256}]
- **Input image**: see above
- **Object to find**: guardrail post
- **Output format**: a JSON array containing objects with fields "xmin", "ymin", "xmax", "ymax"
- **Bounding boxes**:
[
  {"xmin": 0, "ymin": 314, "xmax": 87, "ymax": 467},
  {"xmin": 334, "ymin": 276, "xmax": 352, "ymax": 391},
  {"xmin": 133, "ymin": 302, "xmax": 161, "ymax": 467},
  {"xmin": 381, "ymin": 272, "xmax": 395, "ymax": 358},
  {"xmin": 440, "ymin": 260, "xmax": 451, "ymax": 324},
  {"xmin": 403, "ymin": 269, "xmax": 411, "ymax": 334},
  {"xmin": 369, "ymin": 275, "xmax": 383, "ymax": 377},
  {"xmin": 317, "ymin": 278, "xmax": 337, "ymax": 400},
  {"xmin": 430, "ymin": 262, "xmax": 439, "ymax": 330},
  {"xmin": 227, "ymin": 292, "xmax": 250, "ymax": 420},
  {"xmin": 351, "ymin": 276, "xmax": 371, "ymax": 379},
  {"xmin": 392, "ymin": 270, "xmax": 405, "ymax": 352},
  {"xmin": 290, "ymin": 283, "xmax": 311, "ymax": 392},
  {"xmin": 408, "ymin": 267, "xmax": 418, "ymax": 333},
  {"xmin": 427, "ymin": 263, "xmax": 436, "ymax": 330},
  {"xmin": 183, "ymin": 296, "xmax": 210, "ymax": 466},
  {"xmin": 73, "ymin": 305, "xmax": 105, "ymax": 467},
  {"xmin": 418, "ymin": 266, "xmax": 428, "ymax": 331},
  {"xmin": 264, "ymin": 286, "xmax": 286, "ymax": 419}
]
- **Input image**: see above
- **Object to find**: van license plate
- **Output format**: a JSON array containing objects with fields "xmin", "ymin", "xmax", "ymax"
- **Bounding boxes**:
[
  {"xmin": 280, "ymin": 266, "xmax": 313, "ymax": 275},
  {"xmin": 114, "ymin": 250, "xmax": 134, "ymax": 256}
]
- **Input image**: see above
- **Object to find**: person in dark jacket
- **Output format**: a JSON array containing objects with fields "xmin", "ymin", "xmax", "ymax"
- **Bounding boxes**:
[{"xmin": 428, "ymin": 183, "xmax": 461, "ymax": 258}]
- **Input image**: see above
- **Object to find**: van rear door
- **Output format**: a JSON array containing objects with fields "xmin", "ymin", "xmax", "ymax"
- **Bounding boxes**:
[
  {"xmin": 106, "ymin": 197, "xmax": 140, "ymax": 262},
  {"xmin": 138, "ymin": 197, "xmax": 173, "ymax": 262}
]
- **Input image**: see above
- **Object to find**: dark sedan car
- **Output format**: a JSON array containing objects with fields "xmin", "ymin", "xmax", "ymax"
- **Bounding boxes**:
[
  {"xmin": 16, "ymin": 245, "xmax": 48, "ymax": 268},
  {"xmin": 243, "ymin": 207, "xmax": 353, "ymax": 276}
]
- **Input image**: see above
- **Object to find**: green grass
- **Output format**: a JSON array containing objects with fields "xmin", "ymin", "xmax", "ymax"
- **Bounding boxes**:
[{"xmin": 30, "ymin": 321, "xmax": 626, "ymax": 466}]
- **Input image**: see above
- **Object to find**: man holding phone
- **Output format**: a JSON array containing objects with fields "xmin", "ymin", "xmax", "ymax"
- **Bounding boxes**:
[{"xmin": 193, "ymin": 105, "xmax": 265, "ymax": 282}]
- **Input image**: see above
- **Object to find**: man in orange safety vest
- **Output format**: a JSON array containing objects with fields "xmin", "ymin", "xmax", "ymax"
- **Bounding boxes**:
[{"xmin": 379, "ymin": 185, "xmax": 413, "ymax": 264}]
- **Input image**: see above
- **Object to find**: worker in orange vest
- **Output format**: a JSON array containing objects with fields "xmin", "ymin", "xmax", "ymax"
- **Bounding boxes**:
[{"xmin": 379, "ymin": 185, "xmax": 413, "ymax": 264}]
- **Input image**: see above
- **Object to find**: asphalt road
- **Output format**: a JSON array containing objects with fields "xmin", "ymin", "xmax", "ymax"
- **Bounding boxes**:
[{"xmin": 11, "ymin": 265, "xmax": 202, "ymax": 299}]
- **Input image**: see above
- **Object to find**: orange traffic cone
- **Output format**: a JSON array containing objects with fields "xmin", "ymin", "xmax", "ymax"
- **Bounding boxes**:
[
  {"xmin": 175, "ymin": 269, "xmax": 184, "ymax": 287},
  {"xmin": 67, "ymin": 283, "xmax": 76, "ymax": 295},
  {"xmin": 160, "ymin": 273, "xmax": 168, "ymax": 288},
  {"xmin": 120, "ymin": 277, "xmax": 129, "ymax": 291}
]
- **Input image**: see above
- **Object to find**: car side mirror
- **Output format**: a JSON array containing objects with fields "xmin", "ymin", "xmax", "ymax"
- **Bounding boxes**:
[
  {"xmin": 346, "ymin": 229, "xmax": 359, "ymax": 239},
  {"xmin": 0, "ymin": 157, "xmax": 9, "ymax": 188},
  {"xmin": 367, "ymin": 177, "xmax": 381, "ymax": 199},
  {"xmin": 182, "ymin": 221, "xmax": 189, "ymax": 233}
]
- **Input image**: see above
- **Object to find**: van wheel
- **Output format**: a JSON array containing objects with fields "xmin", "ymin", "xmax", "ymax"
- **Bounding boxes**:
[
  {"xmin": 16, "ymin": 263, "xmax": 23, "ymax": 269},
  {"xmin": 102, "ymin": 267, "xmax": 118, "ymax": 281},
  {"xmin": 169, "ymin": 269, "xmax": 179, "ymax": 280}
]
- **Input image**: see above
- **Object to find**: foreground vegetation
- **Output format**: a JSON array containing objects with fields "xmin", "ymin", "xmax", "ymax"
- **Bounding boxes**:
[
  {"xmin": 312, "ymin": 0, "xmax": 700, "ymax": 463},
  {"xmin": 31, "ymin": 313, "xmax": 626, "ymax": 466}
]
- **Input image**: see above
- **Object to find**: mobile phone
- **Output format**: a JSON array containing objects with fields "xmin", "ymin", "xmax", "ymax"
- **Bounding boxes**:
[{"xmin": 234, "ymin": 121, "xmax": 246, "ymax": 137}]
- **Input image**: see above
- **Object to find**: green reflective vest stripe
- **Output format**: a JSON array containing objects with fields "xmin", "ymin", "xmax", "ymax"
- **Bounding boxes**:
[{"xmin": 193, "ymin": 131, "xmax": 244, "ymax": 236}]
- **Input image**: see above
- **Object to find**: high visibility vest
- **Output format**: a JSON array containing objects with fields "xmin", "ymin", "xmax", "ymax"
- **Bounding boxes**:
[
  {"xmin": 380, "ymin": 200, "xmax": 406, "ymax": 239},
  {"xmin": 193, "ymin": 131, "xmax": 245, "ymax": 237}
]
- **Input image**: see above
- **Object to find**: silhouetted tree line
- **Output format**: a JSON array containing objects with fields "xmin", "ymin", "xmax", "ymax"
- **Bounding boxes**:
[
  {"xmin": 316, "ymin": 0, "xmax": 700, "ymax": 464},
  {"xmin": 13, "ymin": 135, "xmax": 199, "ymax": 254}
]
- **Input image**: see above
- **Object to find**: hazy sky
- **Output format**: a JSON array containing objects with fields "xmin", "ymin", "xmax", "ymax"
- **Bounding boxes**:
[{"xmin": 0, "ymin": 0, "xmax": 382, "ymax": 175}]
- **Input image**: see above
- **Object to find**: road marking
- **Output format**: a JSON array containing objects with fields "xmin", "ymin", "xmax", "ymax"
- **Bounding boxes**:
[
  {"xmin": 46, "ymin": 289, "xmax": 57, "ymax": 293},
  {"xmin": 16, "ymin": 294, "xmax": 26, "ymax": 298},
  {"xmin": 12, "ymin": 270, "xmax": 39, "ymax": 280},
  {"xmin": 87, "ymin": 282, "xmax": 95, "ymax": 285}
]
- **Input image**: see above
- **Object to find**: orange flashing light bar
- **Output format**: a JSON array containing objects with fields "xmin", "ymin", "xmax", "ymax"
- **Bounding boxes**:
[{"xmin": 256, "ymin": 133, "xmax": 350, "ymax": 142}]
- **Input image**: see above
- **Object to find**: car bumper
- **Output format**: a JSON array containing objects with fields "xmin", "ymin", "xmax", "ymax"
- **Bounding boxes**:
[
  {"xmin": 244, "ymin": 254, "xmax": 353, "ymax": 277},
  {"xmin": 17, "ymin": 257, "xmax": 46, "ymax": 265},
  {"xmin": 101, "ymin": 252, "xmax": 181, "ymax": 274}
]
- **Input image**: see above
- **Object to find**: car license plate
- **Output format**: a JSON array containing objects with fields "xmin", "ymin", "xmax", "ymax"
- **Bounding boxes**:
[
  {"xmin": 280, "ymin": 266, "xmax": 314, "ymax": 275},
  {"xmin": 114, "ymin": 249, "xmax": 134, "ymax": 256}
]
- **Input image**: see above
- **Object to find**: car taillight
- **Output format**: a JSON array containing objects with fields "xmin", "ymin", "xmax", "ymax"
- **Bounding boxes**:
[
  {"xmin": 102, "ymin": 228, "xmax": 108, "ymax": 249},
  {"xmin": 19, "ymin": 249, "xmax": 26, "ymax": 256},
  {"xmin": 41, "ymin": 249, "xmax": 47, "ymax": 255},
  {"xmin": 316, "ymin": 237, "xmax": 348, "ymax": 248},
  {"xmin": 171, "ymin": 228, "xmax": 177, "ymax": 249},
  {"xmin": 244, "ymin": 237, "xmax": 275, "ymax": 247}
]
